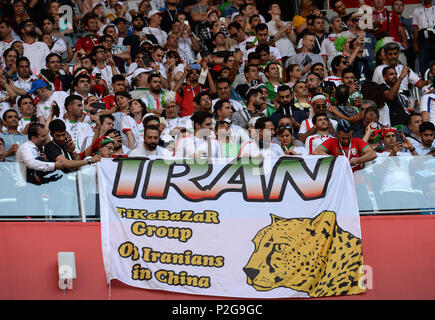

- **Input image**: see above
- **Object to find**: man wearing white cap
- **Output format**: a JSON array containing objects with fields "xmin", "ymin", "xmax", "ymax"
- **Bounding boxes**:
[
  {"xmin": 128, "ymin": 67, "xmax": 153, "ymax": 99},
  {"xmin": 142, "ymin": 10, "xmax": 167, "ymax": 46},
  {"xmin": 298, "ymin": 93, "xmax": 337, "ymax": 143}
]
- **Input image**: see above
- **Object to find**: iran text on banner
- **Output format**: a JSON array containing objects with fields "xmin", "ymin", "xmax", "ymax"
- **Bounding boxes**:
[{"xmin": 98, "ymin": 156, "xmax": 366, "ymax": 298}]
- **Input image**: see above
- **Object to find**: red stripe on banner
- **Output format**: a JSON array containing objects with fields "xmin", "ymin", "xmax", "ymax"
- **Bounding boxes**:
[{"xmin": 0, "ymin": 216, "xmax": 435, "ymax": 299}]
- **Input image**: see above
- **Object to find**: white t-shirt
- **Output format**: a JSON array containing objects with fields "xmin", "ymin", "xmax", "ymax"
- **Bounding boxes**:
[
  {"xmin": 142, "ymin": 27, "xmax": 167, "ymax": 46},
  {"xmin": 36, "ymin": 91, "xmax": 69, "ymax": 121},
  {"xmin": 23, "ymin": 41, "xmax": 51, "ymax": 74},
  {"xmin": 372, "ymin": 64, "xmax": 421, "ymax": 92},
  {"xmin": 266, "ymin": 20, "xmax": 296, "ymax": 58},
  {"xmin": 245, "ymin": 45, "xmax": 282, "ymax": 63}
]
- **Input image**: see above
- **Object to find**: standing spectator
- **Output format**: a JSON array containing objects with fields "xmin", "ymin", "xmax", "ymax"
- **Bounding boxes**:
[
  {"xmin": 276, "ymin": 121, "xmax": 306, "ymax": 155},
  {"xmin": 391, "ymin": 0, "xmax": 415, "ymax": 71},
  {"xmin": 0, "ymin": 19, "xmax": 19, "ymax": 61},
  {"xmin": 266, "ymin": 3, "xmax": 297, "ymax": 63},
  {"xmin": 232, "ymin": 87, "xmax": 265, "ymax": 130},
  {"xmin": 142, "ymin": 73, "xmax": 166, "ymax": 114},
  {"xmin": 102, "ymin": 74, "xmax": 127, "ymax": 110},
  {"xmin": 222, "ymin": 0, "xmax": 244, "ymax": 19},
  {"xmin": 238, "ymin": 117, "xmax": 284, "ymax": 158},
  {"xmin": 90, "ymin": 45, "xmax": 120, "ymax": 89},
  {"xmin": 285, "ymin": 33, "xmax": 324, "ymax": 78},
  {"xmin": 75, "ymin": 13, "xmax": 100, "ymax": 56},
  {"xmin": 45, "ymin": 53, "xmax": 73, "ymax": 92},
  {"xmin": 372, "ymin": 0, "xmax": 408, "ymax": 51},
  {"xmin": 19, "ymin": 19, "xmax": 50, "ymax": 74},
  {"xmin": 122, "ymin": 99, "xmax": 147, "ymax": 150},
  {"xmin": 320, "ymin": 16, "xmax": 343, "ymax": 69},
  {"xmin": 330, "ymin": 0, "xmax": 349, "ymax": 30},
  {"xmin": 213, "ymin": 99, "xmax": 250, "ymax": 145},
  {"xmin": 412, "ymin": 0, "xmax": 435, "ymax": 76},
  {"xmin": 173, "ymin": 111, "xmax": 221, "ymax": 158},
  {"xmin": 62, "ymin": 95, "xmax": 97, "ymax": 154},
  {"xmin": 12, "ymin": 56, "xmax": 36, "ymax": 99},
  {"xmin": 381, "ymin": 65, "xmax": 411, "ymax": 127},
  {"xmin": 160, "ymin": 0, "xmax": 181, "ymax": 34},
  {"xmin": 16, "ymin": 95, "xmax": 35, "ymax": 134},
  {"xmin": 143, "ymin": 10, "xmax": 167, "ymax": 47},
  {"xmin": 212, "ymin": 78, "xmax": 245, "ymax": 113},
  {"xmin": 27, "ymin": 80, "xmax": 68, "ymax": 124},
  {"xmin": 373, "ymin": 42, "xmax": 429, "ymax": 96},
  {"xmin": 41, "ymin": 16, "xmax": 74, "ymax": 63}
]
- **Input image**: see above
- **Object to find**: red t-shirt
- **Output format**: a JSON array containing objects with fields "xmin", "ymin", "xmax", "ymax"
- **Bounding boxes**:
[
  {"xmin": 373, "ymin": 9, "xmax": 403, "ymax": 42},
  {"xmin": 320, "ymin": 137, "xmax": 370, "ymax": 171},
  {"xmin": 75, "ymin": 34, "xmax": 99, "ymax": 55},
  {"xmin": 176, "ymin": 85, "xmax": 208, "ymax": 117}
]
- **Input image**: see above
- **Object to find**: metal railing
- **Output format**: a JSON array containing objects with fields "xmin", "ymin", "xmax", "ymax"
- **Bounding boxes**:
[{"xmin": 0, "ymin": 155, "xmax": 433, "ymax": 221}]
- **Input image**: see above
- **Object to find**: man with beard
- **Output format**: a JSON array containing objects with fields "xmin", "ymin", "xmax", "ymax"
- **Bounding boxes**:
[
  {"xmin": 314, "ymin": 119, "xmax": 376, "ymax": 172},
  {"xmin": 129, "ymin": 125, "xmax": 171, "ymax": 157},
  {"xmin": 19, "ymin": 19, "xmax": 50, "ymax": 74},
  {"xmin": 173, "ymin": 111, "xmax": 221, "ymax": 158},
  {"xmin": 123, "ymin": 15, "xmax": 157, "ymax": 61},
  {"xmin": 414, "ymin": 122, "xmax": 435, "ymax": 155},
  {"xmin": 270, "ymin": 85, "xmax": 307, "ymax": 134},
  {"xmin": 75, "ymin": 13, "xmax": 100, "ymax": 56},
  {"xmin": 45, "ymin": 119, "xmax": 101, "ymax": 172},
  {"xmin": 45, "ymin": 53, "xmax": 74, "ymax": 92},
  {"xmin": 233, "ymin": 87, "xmax": 265, "ymax": 130},
  {"xmin": 143, "ymin": 73, "xmax": 166, "ymax": 115},
  {"xmin": 372, "ymin": 42, "xmax": 429, "ymax": 94}
]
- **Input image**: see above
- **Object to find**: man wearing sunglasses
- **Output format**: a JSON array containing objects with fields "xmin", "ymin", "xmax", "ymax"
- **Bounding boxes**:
[{"xmin": 298, "ymin": 93, "xmax": 337, "ymax": 143}]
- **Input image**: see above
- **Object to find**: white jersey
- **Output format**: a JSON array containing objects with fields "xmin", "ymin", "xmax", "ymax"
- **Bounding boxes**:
[
  {"xmin": 412, "ymin": 4, "xmax": 435, "ymax": 30},
  {"xmin": 121, "ymin": 115, "xmax": 144, "ymax": 149},
  {"xmin": 304, "ymin": 133, "xmax": 335, "ymax": 154},
  {"xmin": 36, "ymin": 91, "xmax": 69, "ymax": 121},
  {"xmin": 173, "ymin": 136, "xmax": 222, "ymax": 158},
  {"xmin": 92, "ymin": 64, "xmax": 119, "ymax": 89},
  {"xmin": 420, "ymin": 92, "xmax": 435, "ymax": 125},
  {"xmin": 63, "ymin": 119, "xmax": 95, "ymax": 153},
  {"xmin": 23, "ymin": 41, "xmax": 51, "ymax": 74},
  {"xmin": 142, "ymin": 27, "xmax": 167, "ymax": 47},
  {"xmin": 298, "ymin": 118, "xmax": 338, "ymax": 136}
]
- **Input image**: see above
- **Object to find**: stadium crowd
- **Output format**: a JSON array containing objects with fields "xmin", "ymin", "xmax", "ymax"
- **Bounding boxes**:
[{"xmin": 0, "ymin": 0, "xmax": 434, "ymax": 181}]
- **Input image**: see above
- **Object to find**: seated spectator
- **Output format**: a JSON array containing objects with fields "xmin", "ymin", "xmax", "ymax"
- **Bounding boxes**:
[
  {"xmin": 276, "ymin": 121, "xmax": 306, "ymax": 155},
  {"xmin": 270, "ymin": 85, "xmax": 307, "ymax": 132},
  {"xmin": 233, "ymin": 87, "xmax": 266, "ymax": 130},
  {"xmin": 27, "ymin": 79, "xmax": 68, "ymax": 124},
  {"xmin": 122, "ymin": 99, "xmax": 147, "ymax": 150},
  {"xmin": 313, "ymin": 119, "xmax": 376, "ymax": 171},
  {"xmin": 16, "ymin": 95, "xmax": 35, "ymax": 134},
  {"xmin": 213, "ymin": 99, "xmax": 250, "ymax": 145},
  {"xmin": 91, "ymin": 135, "xmax": 116, "ymax": 159},
  {"xmin": 0, "ymin": 137, "xmax": 5, "ymax": 161},
  {"xmin": 129, "ymin": 125, "xmax": 172, "ymax": 157},
  {"xmin": 238, "ymin": 117, "xmax": 283, "ymax": 157},
  {"xmin": 106, "ymin": 129, "xmax": 130, "ymax": 158},
  {"xmin": 414, "ymin": 122, "xmax": 435, "ymax": 155},
  {"xmin": 304, "ymin": 113, "xmax": 335, "ymax": 154},
  {"xmin": 173, "ymin": 111, "xmax": 221, "ymax": 158}
]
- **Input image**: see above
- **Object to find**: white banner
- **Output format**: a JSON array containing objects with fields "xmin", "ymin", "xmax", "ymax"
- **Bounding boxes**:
[{"xmin": 98, "ymin": 156, "xmax": 366, "ymax": 298}]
